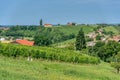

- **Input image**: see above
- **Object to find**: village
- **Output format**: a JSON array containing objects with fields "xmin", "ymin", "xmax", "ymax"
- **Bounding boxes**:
[{"xmin": 0, "ymin": 24, "xmax": 120, "ymax": 47}]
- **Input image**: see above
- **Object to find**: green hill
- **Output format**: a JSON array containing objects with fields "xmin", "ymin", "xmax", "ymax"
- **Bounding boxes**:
[
  {"xmin": 103, "ymin": 26, "xmax": 119, "ymax": 35},
  {"xmin": 51, "ymin": 26, "xmax": 120, "ymax": 48},
  {"xmin": 51, "ymin": 38, "xmax": 75, "ymax": 48},
  {"xmin": 0, "ymin": 56, "xmax": 119, "ymax": 80},
  {"xmin": 56, "ymin": 25, "xmax": 120, "ymax": 36},
  {"xmin": 55, "ymin": 25, "xmax": 95, "ymax": 35}
]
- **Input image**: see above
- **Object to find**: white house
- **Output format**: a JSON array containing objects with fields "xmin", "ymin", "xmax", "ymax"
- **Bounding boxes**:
[{"xmin": 0, "ymin": 38, "xmax": 5, "ymax": 41}]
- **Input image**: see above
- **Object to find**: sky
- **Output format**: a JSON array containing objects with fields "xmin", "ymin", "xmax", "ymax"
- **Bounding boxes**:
[{"xmin": 0, "ymin": 0, "xmax": 120, "ymax": 25}]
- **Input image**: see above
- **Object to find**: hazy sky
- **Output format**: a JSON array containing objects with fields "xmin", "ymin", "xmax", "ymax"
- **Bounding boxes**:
[{"xmin": 0, "ymin": 0, "xmax": 120, "ymax": 25}]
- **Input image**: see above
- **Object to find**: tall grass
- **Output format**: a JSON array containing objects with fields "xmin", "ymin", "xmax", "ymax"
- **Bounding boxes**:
[{"xmin": 0, "ymin": 56, "xmax": 120, "ymax": 80}]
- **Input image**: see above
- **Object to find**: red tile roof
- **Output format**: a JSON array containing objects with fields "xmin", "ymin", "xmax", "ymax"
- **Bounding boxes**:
[
  {"xmin": 109, "ymin": 36, "xmax": 120, "ymax": 42},
  {"xmin": 44, "ymin": 24, "xmax": 52, "ymax": 27},
  {"xmin": 16, "ymin": 39, "xmax": 34, "ymax": 46}
]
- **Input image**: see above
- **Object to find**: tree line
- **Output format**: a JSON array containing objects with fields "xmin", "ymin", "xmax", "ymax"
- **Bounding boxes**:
[{"xmin": 34, "ymin": 28, "xmax": 75, "ymax": 46}]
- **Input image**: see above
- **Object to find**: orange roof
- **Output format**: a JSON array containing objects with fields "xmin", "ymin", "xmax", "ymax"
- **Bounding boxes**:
[
  {"xmin": 16, "ymin": 39, "xmax": 34, "ymax": 46},
  {"xmin": 113, "ymin": 36, "xmax": 120, "ymax": 39},
  {"xmin": 108, "ymin": 36, "xmax": 120, "ymax": 42}
]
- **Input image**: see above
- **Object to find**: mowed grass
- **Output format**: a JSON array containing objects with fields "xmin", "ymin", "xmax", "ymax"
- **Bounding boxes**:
[{"xmin": 0, "ymin": 56, "xmax": 120, "ymax": 80}]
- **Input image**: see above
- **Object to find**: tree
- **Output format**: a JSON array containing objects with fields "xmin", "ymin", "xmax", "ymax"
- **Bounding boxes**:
[
  {"xmin": 89, "ymin": 41, "xmax": 120, "ymax": 62},
  {"xmin": 108, "ymin": 31, "xmax": 114, "ymax": 37},
  {"xmin": 40, "ymin": 19, "xmax": 43, "ymax": 26},
  {"xmin": 75, "ymin": 28, "xmax": 86, "ymax": 51},
  {"xmin": 34, "ymin": 28, "xmax": 72, "ymax": 46},
  {"xmin": 111, "ymin": 52, "xmax": 120, "ymax": 73},
  {"xmin": 96, "ymin": 35, "xmax": 102, "ymax": 40},
  {"xmin": 88, "ymin": 41, "xmax": 105, "ymax": 57},
  {"xmin": 0, "ymin": 30, "xmax": 2, "ymax": 36},
  {"xmin": 72, "ymin": 22, "xmax": 76, "ymax": 26}
]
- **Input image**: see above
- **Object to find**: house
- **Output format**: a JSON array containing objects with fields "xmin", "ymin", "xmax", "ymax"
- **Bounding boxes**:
[
  {"xmin": 67, "ymin": 22, "xmax": 76, "ymax": 26},
  {"xmin": 0, "ymin": 38, "xmax": 10, "ymax": 43},
  {"xmin": 86, "ymin": 32, "xmax": 97, "ymax": 39},
  {"xmin": 86, "ymin": 32, "xmax": 98, "ymax": 42},
  {"xmin": 44, "ymin": 24, "xmax": 53, "ymax": 27},
  {"xmin": 0, "ymin": 27, "xmax": 9, "ymax": 30},
  {"xmin": 15, "ymin": 39, "xmax": 34, "ymax": 46},
  {"xmin": 108, "ymin": 36, "xmax": 120, "ymax": 42},
  {"xmin": 0, "ymin": 37, "xmax": 14, "ymax": 43},
  {"xmin": 87, "ymin": 42, "xmax": 96, "ymax": 47},
  {"xmin": 0, "ymin": 38, "xmax": 5, "ymax": 41},
  {"xmin": 97, "ymin": 29, "xmax": 103, "ymax": 35},
  {"xmin": 67, "ymin": 22, "xmax": 73, "ymax": 26},
  {"xmin": 101, "ymin": 37, "xmax": 106, "ymax": 41}
]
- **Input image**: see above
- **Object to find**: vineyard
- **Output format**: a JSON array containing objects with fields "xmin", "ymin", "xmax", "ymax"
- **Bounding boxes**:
[{"xmin": 0, "ymin": 43, "xmax": 100, "ymax": 64}]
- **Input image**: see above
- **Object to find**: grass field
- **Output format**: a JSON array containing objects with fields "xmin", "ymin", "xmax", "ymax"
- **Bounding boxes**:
[
  {"xmin": 103, "ymin": 26, "xmax": 119, "ymax": 35},
  {"xmin": 55, "ymin": 25, "xmax": 95, "ymax": 35},
  {"xmin": 0, "ymin": 56, "xmax": 120, "ymax": 80},
  {"xmin": 51, "ymin": 38, "xmax": 75, "ymax": 48}
]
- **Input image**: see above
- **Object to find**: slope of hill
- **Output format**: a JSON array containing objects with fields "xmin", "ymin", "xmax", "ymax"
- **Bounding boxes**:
[
  {"xmin": 0, "ymin": 56, "xmax": 119, "ymax": 80},
  {"xmin": 114, "ymin": 26, "xmax": 120, "ymax": 34},
  {"xmin": 51, "ymin": 38, "xmax": 75, "ymax": 48},
  {"xmin": 103, "ymin": 26, "xmax": 119, "ymax": 35},
  {"xmin": 51, "ymin": 26, "xmax": 119, "ymax": 48},
  {"xmin": 55, "ymin": 25, "xmax": 95, "ymax": 35}
]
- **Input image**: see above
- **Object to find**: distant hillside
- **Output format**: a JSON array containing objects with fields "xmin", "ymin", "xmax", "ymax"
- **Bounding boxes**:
[
  {"xmin": 114, "ymin": 26, "xmax": 120, "ymax": 34},
  {"xmin": 51, "ymin": 25, "xmax": 120, "ymax": 49},
  {"xmin": 51, "ymin": 38, "xmax": 75, "ymax": 49},
  {"xmin": 55, "ymin": 25, "xmax": 95, "ymax": 35},
  {"xmin": 103, "ymin": 26, "xmax": 119, "ymax": 35}
]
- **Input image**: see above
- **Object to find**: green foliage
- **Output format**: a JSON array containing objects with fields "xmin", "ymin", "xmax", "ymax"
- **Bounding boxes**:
[
  {"xmin": 40, "ymin": 19, "xmax": 43, "ymax": 26},
  {"xmin": 34, "ymin": 28, "xmax": 75, "ymax": 46},
  {"xmin": 96, "ymin": 35, "xmax": 102, "ymax": 40},
  {"xmin": 103, "ymin": 26, "xmax": 119, "ymax": 35},
  {"xmin": 0, "ymin": 30, "xmax": 2, "ymax": 36},
  {"xmin": 89, "ymin": 41, "xmax": 120, "ymax": 62},
  {"xmin": 51, "ymin": 39, "xmax": 75, "ymax": 50},
  {"xmin": 0, "ymin": 43, "xmax": 100, "ymax": 64},
  {"xmin": 111, "ymin": 52, "xmax": 120, "ymax": 73},
  {"xmin": 111, "ymin": 62, "xmax": 120, "ymax": 73},
  {"xmin": 86, "ymin": 36, "xmax": 93, "ymax": 42},
  {"xmin": 3, "ymin": 25, "xmax": 40, "ymax": 38},
  {"xmin": 75, "ymin": 28, "xmax": 86, "ymax": 51},
  {"xmin": 58, "ymin": 25, "xmax": 95, "ymax": 35},
  {"xmin": 1, "ymin": 25, "xmax": 95, "ymax": 42}
]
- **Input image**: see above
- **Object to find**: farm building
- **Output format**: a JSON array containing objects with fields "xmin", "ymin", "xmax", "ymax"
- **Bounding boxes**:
[{"xmin": 44, "ymin": 24, "xmax": 53, "ymax": 27}]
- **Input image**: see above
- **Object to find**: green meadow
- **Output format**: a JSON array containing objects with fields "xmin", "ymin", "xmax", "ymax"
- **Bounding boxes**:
[
  {"xmin": 0, "ymin": 56, "xmax": 120, "ymax": 80},
  {"xmin": 56, "ymin": 25, "xmax": 95, "ymax": 35}
]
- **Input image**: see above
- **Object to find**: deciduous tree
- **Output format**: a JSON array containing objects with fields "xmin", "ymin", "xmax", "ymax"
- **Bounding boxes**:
[{"xmin": 111, "ymin": 52, "xmax": 120, "ymax": 73}]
